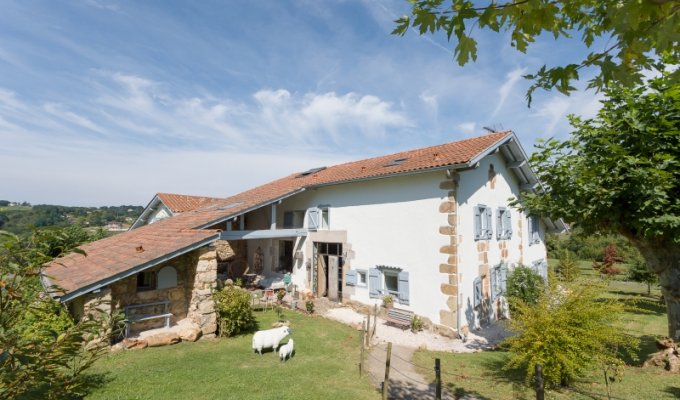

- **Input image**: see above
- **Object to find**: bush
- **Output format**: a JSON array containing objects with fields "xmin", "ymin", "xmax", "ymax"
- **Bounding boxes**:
[
  {"xmin": 305, "ymin": 299, "xmax": 314, "ymax": 314},
  {"xmin": 213, "ymin": 286, "xmax": 256, "ymax": 337},
  {"xmin": 555, "ymin": 251, "xmax": 580, "ymax": 282},
  {"xmin": 506, "ymin": 266, "xmax": 544, "ymax": 309},
  {"xmin": 627, "ymin": 256, "xmax": 657, "ymax": 295},
  {"xmin": 504, "ymin": 281, "xmax": 638, "ymax": 387}
]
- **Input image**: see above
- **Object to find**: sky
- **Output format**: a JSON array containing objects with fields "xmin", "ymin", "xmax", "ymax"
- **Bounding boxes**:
[{"xmin": 0, "ymin": 0, "xmax": 605, "ymax": 207}]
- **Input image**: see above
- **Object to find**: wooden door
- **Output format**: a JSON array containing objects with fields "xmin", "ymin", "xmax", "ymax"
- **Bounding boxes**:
[
  {"xmin": 316, "ymin": 254, "xmax": 327, "ymax": 297},
  {"xmin": 328, "ymin": 256, "xmax": 338, "ymax": 301}
]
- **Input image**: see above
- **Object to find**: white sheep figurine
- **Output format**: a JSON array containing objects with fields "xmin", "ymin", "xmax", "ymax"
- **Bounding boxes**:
[
  {"xmin": 278, "ymin": 338, "xmax": 294, "ymax": 362},
  {"xmin": 252, "ymin": 326, "xmax": 291, "ymax": 355}
]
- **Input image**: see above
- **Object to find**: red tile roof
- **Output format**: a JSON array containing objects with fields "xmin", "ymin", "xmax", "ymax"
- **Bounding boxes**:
[
  {"xmin": 156, "ymin": 193, "xmax": 223, "ymax": 213},
  {"xmin": 44, "ymin": 131, "xmax": 513, "ymax": 300}
]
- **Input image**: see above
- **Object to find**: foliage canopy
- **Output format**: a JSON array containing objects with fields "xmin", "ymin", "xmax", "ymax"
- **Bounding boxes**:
[
  {"xmin": 519, "ymin": 73, "xmax": 680, "ymax": 339},
  {"xmin": 393, "ymin": 0, "xmax": 679, "ymax": 104},
  {"xmin": 0, "ymin": 228, "xmax": 122, "ymax": 399}
]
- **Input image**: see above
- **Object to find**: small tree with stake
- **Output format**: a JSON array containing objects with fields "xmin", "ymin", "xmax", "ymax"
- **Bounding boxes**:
[{"xmin": 628, "ymin": 257, "xmax": 658, "ymax": 296}]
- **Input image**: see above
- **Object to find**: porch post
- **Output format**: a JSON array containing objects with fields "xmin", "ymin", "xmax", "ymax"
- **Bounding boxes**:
[{"xmin": 271, "ymin": 203, "xmax": 277, "ymax": 230}]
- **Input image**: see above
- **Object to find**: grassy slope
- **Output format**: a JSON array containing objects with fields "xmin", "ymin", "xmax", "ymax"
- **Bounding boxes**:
[
  {"xmin": 414, "ymin": 261, "xmax": 677, "ymax": 400},
  {"xmin": 87, "ymin": 310, "xmax": 379, "ymax": 400}
]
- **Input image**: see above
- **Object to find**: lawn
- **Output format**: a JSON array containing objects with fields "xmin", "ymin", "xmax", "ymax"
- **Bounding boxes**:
[
  {"xmin": 414, "ymin": 260, "xmax": 676, "ymax": 400},
  {"xmin": 87, "ymin": 310, "xmax": 379, "ymax": 400}
]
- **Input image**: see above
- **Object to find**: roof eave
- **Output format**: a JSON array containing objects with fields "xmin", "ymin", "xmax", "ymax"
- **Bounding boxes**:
[{"xmin": 52, "ymin": 233, "xmax": 220, "ymax": 303}]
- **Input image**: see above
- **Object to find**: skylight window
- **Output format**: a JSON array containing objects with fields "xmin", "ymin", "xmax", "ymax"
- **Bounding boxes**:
[
  {"xmin": 298, "ymin": 166, "xmax": 326, "ymax": 177},
  {"xmin": 384, "ymin": 158, "xmax": 408, "ymax": 167}
]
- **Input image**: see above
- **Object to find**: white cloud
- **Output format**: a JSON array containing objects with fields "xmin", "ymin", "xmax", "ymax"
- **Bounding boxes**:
[
  {"xmin": 419, "ymin": 92, "xmax": 438, "ymax": 113},
  {"xmin": 530, "ymin": 90, "xmax": 604, "ymax": 136},
  {"xmin": 492, "ymin": 67, "xmax": 526, "ymax": 117},
  {"xmin": 457, "ymin": 122, "xmax": 476, "ymax": 135}
]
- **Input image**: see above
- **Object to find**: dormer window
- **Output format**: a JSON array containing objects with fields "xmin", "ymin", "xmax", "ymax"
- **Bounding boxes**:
[{"xmin": 384, "ymin": 158, "xmax": 408, "ymax": 167}]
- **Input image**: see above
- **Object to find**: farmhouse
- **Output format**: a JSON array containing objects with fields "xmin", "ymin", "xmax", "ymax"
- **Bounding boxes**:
[{"xmin": 43, "ymin": 130, "xmax": 564, "ymax": 338}]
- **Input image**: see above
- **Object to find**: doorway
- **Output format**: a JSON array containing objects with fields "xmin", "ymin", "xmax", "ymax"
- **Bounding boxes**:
[{"xmin": 313, "ymin": 242, "xmax": 343, "ymax": 302}]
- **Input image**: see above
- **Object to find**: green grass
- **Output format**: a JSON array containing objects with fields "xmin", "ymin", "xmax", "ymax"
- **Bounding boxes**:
[
  {"xmin": 414, "ymin": 260, "xmax": 673, "ymax": 400},
  {"xmin": 87, "ymin": 310, "xmax": 378, "ymax": 400}
]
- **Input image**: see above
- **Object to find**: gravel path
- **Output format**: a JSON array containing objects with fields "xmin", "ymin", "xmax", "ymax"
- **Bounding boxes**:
[{"xmin": 322, "ymin": 306, "xmax": 511, "ymax": 400}]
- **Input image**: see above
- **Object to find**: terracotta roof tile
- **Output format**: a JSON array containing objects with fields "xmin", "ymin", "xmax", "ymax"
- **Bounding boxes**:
[
  {"xmin": 157, "ymin": 193, "xmax": 223, "ymax": 213},
  {"xmin": 44, "ymin": 131, "xmax": 512, "ymax": 299}
]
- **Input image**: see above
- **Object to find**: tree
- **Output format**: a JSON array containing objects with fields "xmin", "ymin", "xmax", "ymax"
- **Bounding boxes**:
[
  {"xmin": 555, "ymin": 251, "xmax": 580, "ymax": 282},
  {"xmin": 504, "ymin": 281, "xmax": 637, "ymax": 386},
  {"xmin": 519, "ymin": 73, "xmax": 680, "ymax": 339},
  {"xmin": 592, "ymin": 243, "xmax": 622, "ymax": 277},
  {"xmin": 0, "ymin": 229, "xmax": 122, "ymax": 399},
  {"xmin": 393, "ymin": 0, "xmax": 679, "ymax": 104},
  {"xmin": 628, "ymin": 257, "xmax": 658, "ymax": 295}
]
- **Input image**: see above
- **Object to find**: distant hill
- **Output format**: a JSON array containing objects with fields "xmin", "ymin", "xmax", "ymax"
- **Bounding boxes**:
[{"xmin": 0, "ymin": 201, "xmax": 144, "ymax": 236}]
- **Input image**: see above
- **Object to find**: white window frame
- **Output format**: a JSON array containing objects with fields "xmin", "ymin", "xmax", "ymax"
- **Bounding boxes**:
[
  {"xmin": 356, "ymin": 269, "xmax": 367, "ymax": 287},
  {"xmin": 496, "ymin": 207, "xmax": 512, "ymax": 240},
  {"xmin": 474, "ymin": 205, "xmax": 493, "ymax": 240},
  {"xmin": 528, "ymin": 216, "xmax": 541, "ymax": 245}
]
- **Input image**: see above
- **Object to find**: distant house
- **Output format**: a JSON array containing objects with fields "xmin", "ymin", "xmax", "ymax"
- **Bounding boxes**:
[
  {"xmin": 43, "ymin": 131, "xmax": 564, "ymax": 338},
  {"xmin": 104, "ymin": 222, "xmax": 125, "ymax": 231}
]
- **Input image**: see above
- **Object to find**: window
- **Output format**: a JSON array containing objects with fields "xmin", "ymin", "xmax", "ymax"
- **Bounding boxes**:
[
  {"xmin": 383, "ymin": 271, "xmax": 399, "ymax": 295},
  {"xmin": 321, "ymin": 208, "xmax": 329, "ymax": 229},
  {"xmin": 137, "ymin": 271, "xmax": 155, "ymax": 291},
  {"xmin": 346, "ymin": 269, "xmax": 368, "ymax": 287},
  {"xmin": 532, "ymin": 259, "xmax": 548, "ymax": 281},
  {"xmin": 474, "ymin": 205, "xmax": 493, "ymax": 240},
  {"xmin": 496, "ymin": 207, "xmax": 512, "ymax": 240},
  {"xmin": 528, "ymin": 216, "xmax": 540, "ymax": 244},
  {"xmin": 283, "ymin": 211, "xmax": 304, "ymax": 229},
  {"xmin": 157, "ymin": 266, "xmax": 177, "ymax": 289},
  {"xmin": 490, "ymin": 263, "xmax": 508, "ymax": 300},
  {"xmin": 473, "ymin": 277, "xmax": 482, "ymax": 308},
  {"xmin": 357, "ymin": 270, "xmax": 367, "ymax": 287},
  {"xmin": 368, "ymin": 267, "xmax": 410, "ymax": 305}
]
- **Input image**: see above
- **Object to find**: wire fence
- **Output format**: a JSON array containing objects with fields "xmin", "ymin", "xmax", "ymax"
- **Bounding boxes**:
[{"xmin": 361, "ymin": 340, "xmax": 643, "ymax": 400}]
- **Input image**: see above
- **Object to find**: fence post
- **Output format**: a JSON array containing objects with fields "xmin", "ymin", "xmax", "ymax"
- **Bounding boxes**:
[
  {"xmin": 360, "ymin": 320, "xmax": 366, "ymax": 377},
  {"xmin": 535, "ymin": 364, "xmax": 544, "ymax": 400},
  {"xmin": 364, "ymin": 309, "xmax": 371, "ymax": 347},
  {"xmin": 382, "ymin": 342, "xmax": 392, "ymax": 400},
  {"xmin": 373, "ymin": 304, "xmax": 378, "ymax": 339},
  {"xmin": 435, "ymin": 358, "xmax": 442, "ymax": 400}
]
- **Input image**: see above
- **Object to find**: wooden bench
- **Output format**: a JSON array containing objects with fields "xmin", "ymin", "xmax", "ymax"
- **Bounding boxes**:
[
  {"xmin": 124, "ymin": 300, "xmax": 172, "ymax": 337},
  {"xmin": 385, "ymin": 307, "xmax": 413, "ymax": 330}
]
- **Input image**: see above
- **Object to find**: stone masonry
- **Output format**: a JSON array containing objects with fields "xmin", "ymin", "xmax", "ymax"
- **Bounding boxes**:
[
  {"xmin": 187, "ymin": 246, "xmax": 218, "ymax": 337},
  {"xmin": 438, "ymin": 171, "xmax": 460, "ymax": 332}
]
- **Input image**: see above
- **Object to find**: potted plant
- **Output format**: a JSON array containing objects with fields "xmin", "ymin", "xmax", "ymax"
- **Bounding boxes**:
[{"xmin": 382, "ymin": 294, "xmax": 394, "ymax": 308}]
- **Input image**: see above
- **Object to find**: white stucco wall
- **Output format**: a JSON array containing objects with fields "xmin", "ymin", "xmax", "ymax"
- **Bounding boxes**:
[
  {"xmin": 455, "ymin": 153, "xmax": 548, "ymax": 328},
  {"xmin": 280, "ymin": 171, "xmax": 451, "ymax": 325},
  {"xmin": 238, "ymin": 152, "xmax": 549, "ymax": 329}
]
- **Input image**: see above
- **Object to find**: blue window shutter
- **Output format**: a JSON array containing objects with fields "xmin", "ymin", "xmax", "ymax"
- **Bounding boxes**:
[
  {"xmin": 504, "ymin": 209, "xmax": 512, "ymax": 239},
  {"xmin": 500, "ymin": 264, "xmax": 508, "ymax": 294},
  {"xmin": 397, "ymin": 271, "xmax": 410, "ymax": 305},
  {"xmin": 345, "ymin": 270, "xmax": 357, "ymax": 286},
  {"xmin": 368, "ymin": 268, "xmax": 381, "ymax": 299},
  {"xmin": 473, "ymin": 277, "xmax": 482, "ymax": 308},
  {"xmin": 473, "ymin": 207, "xmax": 481, "ymax": 240},
  {"xmin": 307, "ymin": 208, "xmax": 320, "ymax": 230},
  {"xmin": 496, "ymin": 209, "xmax": 502, "ymax": 240},
  {"xmin": 485, "ymin": 207, "xmax": 493, "ymax": 239}
]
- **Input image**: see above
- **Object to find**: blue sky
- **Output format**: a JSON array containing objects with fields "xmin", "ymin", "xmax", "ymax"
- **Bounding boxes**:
[{"xmin": 1, "ymin": 0, "xmax": 604, "ymax": 206}]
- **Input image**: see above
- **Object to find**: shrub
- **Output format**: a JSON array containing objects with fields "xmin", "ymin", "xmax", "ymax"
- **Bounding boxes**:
[
  {"xmin": 506, "ymin": 266, "xmax": 544, "ymax": 309},
  {"xmin": 627, "ymin": 256, "xmax": 657, "ymax": 295},
  {"xmin": 305, "ymin": 299, "xmax": 314, "ymax": 314},
  {"xmin": 410, "ymin": 315, "xmax": 424, "ymax": 333},
  {"xmin": 504, "ymin": 281, "xmax": 638, "ymax": 387},
  {"xmin": 592, "ymin": 244, "xmax": 622, "ymax": 277},
  {"xmin": 555, "ymin": 251, "xmax": 580, "ymax": 282},
  {"xmin": 213, "ymin": 286, "xmax": 256, "ymax": 337}
]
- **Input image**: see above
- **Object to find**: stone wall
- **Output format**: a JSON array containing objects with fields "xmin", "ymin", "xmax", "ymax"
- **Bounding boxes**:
[
  {"xmin": 187, "ymin": 246, "xmax": 218, "ymax": 337},
  {"xmin": 75, "ymin": 245, "xmax": 219, "ymax": 338},
  {"xmin": 438, "ymin": 172, "xmax": 459, "ymax": 332}
]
